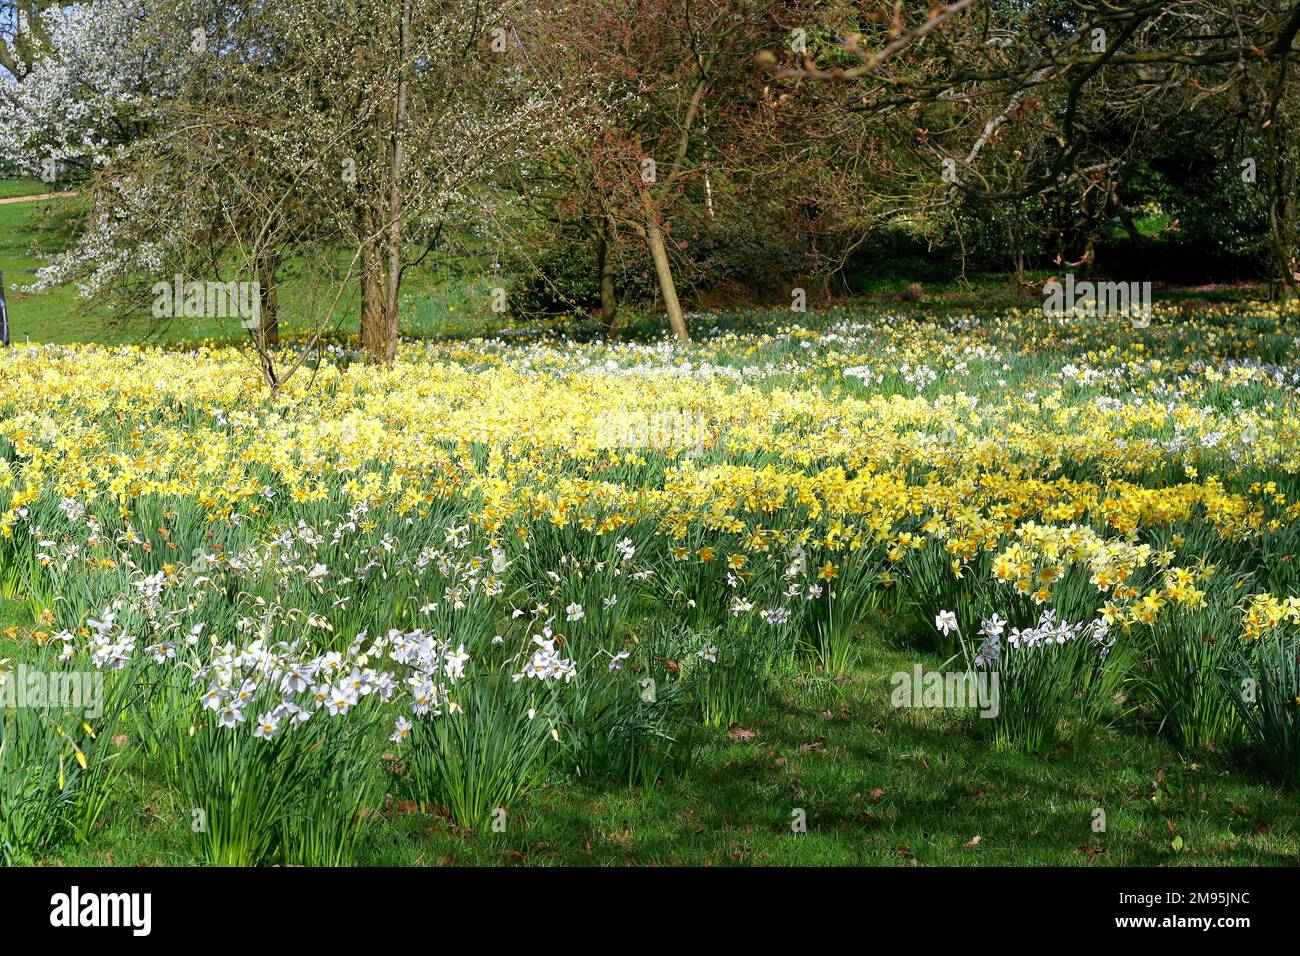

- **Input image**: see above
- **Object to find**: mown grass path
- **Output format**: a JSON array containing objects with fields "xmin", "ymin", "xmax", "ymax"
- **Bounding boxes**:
[{"xmin": 0, "ymin": 191, "xmax": 78, "ymax": 205}]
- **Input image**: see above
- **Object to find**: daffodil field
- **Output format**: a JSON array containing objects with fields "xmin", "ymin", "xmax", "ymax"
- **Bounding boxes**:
[{"xmin": 3, "ymin": 303, "xmax": 1300, "ymax": 866}]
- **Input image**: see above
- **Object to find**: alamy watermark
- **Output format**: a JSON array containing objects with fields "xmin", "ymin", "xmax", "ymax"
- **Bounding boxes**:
[
  {"xmin": 151, "ymin": 275, "xmax": 261, "ymax": 329},
  {"xmin": 595, "ymin": 409, "xmax": 708, "ymax": 452},
  {"xmin": 1, "ymin": 664, "xmax": 103, "ymax": 718},
  {"xmin": 1043, "ymin": 273, "xmax": 1152, "ymax": 326},
  {"xmin": 50, "ymin": 886, "xmax": 151, "ymax": 936},
  {"xmin": 891, "ymin": 665, "xmax": 1000, "ymax": 718}
]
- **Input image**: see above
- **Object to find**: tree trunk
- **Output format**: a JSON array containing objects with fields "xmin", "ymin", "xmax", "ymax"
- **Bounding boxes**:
[
  {"xmin": 360, "ymin": 0, "xmax": 411, "ymax": 366},
  {"xmin": 360, "ymin": 273, "xmax": 395, "ymax": 362},
  {"xmin": 595, "ymin": 223, "xmax": 619, "ymax": 339},
  {"xmin": 1266, "ymin": 108, "xmax": 1299, "ymax": 302},
  {"xmin": 257, "ymin": 248, "xmax": 280, "ymax": 347},
  {"xmin": 359, "ymin": 230, "xmax": 395, "ymax": 363},
  {"xmin": 645, "ymin": 217, "xmax": 689, "ymax": 341},
  {"xmin": 383, "ymin": 0, "xmax": 411, "ymax": 345}
]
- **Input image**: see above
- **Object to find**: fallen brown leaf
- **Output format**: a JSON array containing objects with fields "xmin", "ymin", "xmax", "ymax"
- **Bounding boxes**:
[{"xmin": 383, "ymin": 799, "xmax": 419, "ymax": 818}]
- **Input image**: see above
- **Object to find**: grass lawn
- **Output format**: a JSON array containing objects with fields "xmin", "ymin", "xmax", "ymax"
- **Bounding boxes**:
[
  {"xmin": 30, "ymin": 647, "xmax": 1295, "ymax": 867},
  {"xmin": 5, "ymin": 584, "xmax": 1293, "ymax": 866},
  {"xmin": 0, "ymin": 187, "xmax": 511, "ymax": 345},
  {"xmin": 0, "ymin": 178, "xmax": 58, "ymax": 200}
]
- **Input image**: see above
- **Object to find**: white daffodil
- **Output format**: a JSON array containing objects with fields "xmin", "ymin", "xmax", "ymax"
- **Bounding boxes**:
[
  {"xmin": 390, "ymin": 716, "xmax": 413, "ymax": 744},
  {"xmin": 253, "ymin": 712, "xmax": 281, "ymax": 740}
]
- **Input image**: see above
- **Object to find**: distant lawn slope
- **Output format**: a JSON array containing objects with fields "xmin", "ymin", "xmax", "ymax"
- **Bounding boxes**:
[
  {"xmin": 0, "ymin": 184, "xmax": 508, "ymax": 345},
  {"xmin": 0, "ymin": 177, "xmax": 57, "ymax": 200}
]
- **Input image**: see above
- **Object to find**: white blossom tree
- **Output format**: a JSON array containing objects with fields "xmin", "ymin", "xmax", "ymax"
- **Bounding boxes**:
[
  {"xmin": 19, "ymin": 0, "xmax": 576, "ymax": 376},
  {"xmin": 0, "ymin": 0, "xmax": 185, "ymax": 182},
  {"xmin": 0, "ymin": 0, "xmax": 62, "ymax": 82}
]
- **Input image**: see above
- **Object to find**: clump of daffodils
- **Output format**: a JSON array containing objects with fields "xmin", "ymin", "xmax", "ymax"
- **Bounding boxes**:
[
  {"xmin": 1241, "ymin": 593, "xmax": 1300, "ymax": 640},
  {"xmin": 937, "ymin": 607, "xmax": 1113, "ymax": 669}
]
